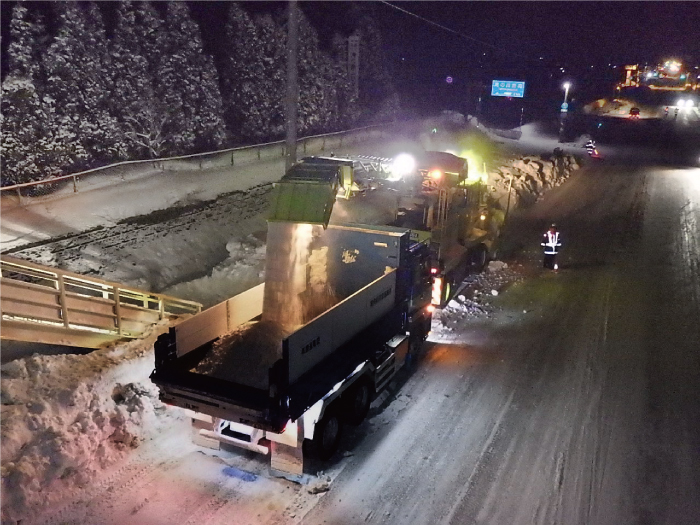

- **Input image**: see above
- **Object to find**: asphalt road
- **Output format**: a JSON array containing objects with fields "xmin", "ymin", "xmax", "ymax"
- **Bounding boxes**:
[{"xmin": 300, "ymin": 162, "xmax": 700, "ymax": 525}]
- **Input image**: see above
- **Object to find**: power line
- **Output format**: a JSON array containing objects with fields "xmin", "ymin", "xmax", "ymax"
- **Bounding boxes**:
[{"xmin": 378, "ymin": 1, "xmax": 535, "ymax": 62}]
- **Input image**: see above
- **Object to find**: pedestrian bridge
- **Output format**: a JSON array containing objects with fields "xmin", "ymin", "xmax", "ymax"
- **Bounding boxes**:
[{"xmin": 1, "ymin": 255, "xmax": 202, "ymax": 348}]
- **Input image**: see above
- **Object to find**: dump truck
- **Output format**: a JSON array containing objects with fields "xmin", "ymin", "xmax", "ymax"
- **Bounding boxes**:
[{"xmin": 150, "ymin": 165, "xmax": 433, "ymax": 475}]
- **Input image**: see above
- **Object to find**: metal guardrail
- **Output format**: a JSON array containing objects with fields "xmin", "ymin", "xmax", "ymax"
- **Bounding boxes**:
[
  {"xmin": 0, "ymin": 255, "xmax": 202, "ymax": 348},
  {"xmin": 0, "ymin": 124, "xmax": 391, "ymax": 204}
]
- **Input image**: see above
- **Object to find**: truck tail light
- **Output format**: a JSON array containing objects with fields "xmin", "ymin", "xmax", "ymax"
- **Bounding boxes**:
[{"xmin": 432, "ymin": 277, "xmax": 442, "ymax": 306}]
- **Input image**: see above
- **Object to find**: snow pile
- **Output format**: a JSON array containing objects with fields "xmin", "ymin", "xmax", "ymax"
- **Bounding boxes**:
[
  {"xmin": 0, "ymin": 322, "xmax": 186, "ymax": 524},
  {"xmin": 583, "ymin": 97, "xmax": 659, "ymax": 118},
  {"xmin": 431, "ymin": 260, "xmax": 524, "ymax": 337},
  {"xmin": 488, "ymin": 153, "xmax": 580, "ymax": 208}
]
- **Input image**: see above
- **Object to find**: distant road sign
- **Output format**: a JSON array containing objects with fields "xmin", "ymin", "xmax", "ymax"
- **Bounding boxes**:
[
  {"xmin": 491, "ymin": 80, "xmax": 526, "ymax": 98},
  {"xmin": 561, "ymin": 102, "xmax": 569, "ymax": 112}
]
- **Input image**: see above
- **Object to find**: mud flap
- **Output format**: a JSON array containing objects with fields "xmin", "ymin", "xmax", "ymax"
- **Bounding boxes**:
[{"xmin": 270, "ymin": 419, "xmax": 304, "ymax": 477}]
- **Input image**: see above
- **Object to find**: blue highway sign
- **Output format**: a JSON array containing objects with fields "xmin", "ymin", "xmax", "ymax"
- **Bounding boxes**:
[{"xmin": 491, "ymin": 80, "xmax": 526, "ymax": 98}]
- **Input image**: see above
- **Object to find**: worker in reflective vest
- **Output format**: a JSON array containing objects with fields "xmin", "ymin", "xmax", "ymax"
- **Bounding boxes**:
[{"xmin": 541, "ymin": 224, "xmax": 561, "ymax": 270}]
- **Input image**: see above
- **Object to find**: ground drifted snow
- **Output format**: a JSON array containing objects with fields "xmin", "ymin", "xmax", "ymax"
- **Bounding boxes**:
[
  {"xmin": 0, "ymin": 321, "xmax": 187, "ymax": 525},
  {"xmin": 431, "ymin": 261, "xmax": 526, "ymax": 340}
]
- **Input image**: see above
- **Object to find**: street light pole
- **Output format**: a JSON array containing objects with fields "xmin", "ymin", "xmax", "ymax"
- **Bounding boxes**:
[
  {"xmin": 559, "ymin": 82, "xmax": 571, "ymax": 143},
  {"xmin": 285, "ymin": 0, "xmax": 299, "ymax": 171}
]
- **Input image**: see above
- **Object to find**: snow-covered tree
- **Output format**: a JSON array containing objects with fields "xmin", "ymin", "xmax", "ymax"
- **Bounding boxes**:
[
  {"xmin": 42, "ymin": 2, "xmax": 122, "ymax": 167},
  {"xmin": 331, "ymin": 34, "xmax": 361, "ymax": 128},
  {"xmin": 221, "ymin": 3, "xmax": 261, "ymax": 142},
  {"xmin": 5, "ymin": 3, "xmax": 47, "ymax": 80},
  {"xmin": 296, "ymin": 11, "xmax": 334, "ymax": 134},
  {"xmin": 158, "ymin": 2, "xmax": 226, "ymax": 154},
  {"xmin": 109, "ymin": 1, "xmax": 169, "ymax": 158},
  {"xmin": 250, "ymin": 14, "xmax": 286, "ymax": 139},
  {"xmin": 1, "ymin": 78, "xmax": 86, "ymax": 186},
  {"xmin": 1, "ymin": 4, "xmax": 84, "ymax": 186}
]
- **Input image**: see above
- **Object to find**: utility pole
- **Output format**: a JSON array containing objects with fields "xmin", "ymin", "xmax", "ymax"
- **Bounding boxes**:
[{"xmin": 285, "ymin": 0, "xmax": 299, "ymax": 171}]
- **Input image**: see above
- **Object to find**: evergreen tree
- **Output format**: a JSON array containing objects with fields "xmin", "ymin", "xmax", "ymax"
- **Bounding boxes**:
[
  {"xmin": 1, "ymin": 4, "xmax": 84, "ymax": 186},
  {"xmin": 331, "ymin": 34, "xmax": 361, "ymax": 128},
  {"xmin": 159, "ymin": 2, "xmax": 226, "ymax": 154},
  {"xmin": 251, "ymin": 14, "xmax": 286, "ymax": 139},
  {"xmin": 222, "ymin": 3, "xmax": 260, "ymax": 142},
  {"xmin": 43, "ymin": 2, "xmax": 122, "ymax": 167},
  {"xmin": 296, "ymin": 11, "xmax": 332, "ymax": 134},
  {"xmin": 110, "ymin": 1, "xmax": 168, "ymax": 158}
]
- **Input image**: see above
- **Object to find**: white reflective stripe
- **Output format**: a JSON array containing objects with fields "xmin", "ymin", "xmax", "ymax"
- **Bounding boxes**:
[{"xmin": 543, "ymin": 231, "xmax": 561, "ymax": 253}]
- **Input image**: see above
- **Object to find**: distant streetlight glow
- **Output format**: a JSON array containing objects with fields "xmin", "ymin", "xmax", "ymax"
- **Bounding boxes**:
[{"xmin": 561, "ymin": 82, "xmax": 571, "ymax": 112}]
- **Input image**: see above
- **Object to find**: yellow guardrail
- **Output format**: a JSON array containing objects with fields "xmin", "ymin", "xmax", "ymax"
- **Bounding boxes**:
[{"xmin": 0, "ymin": 255, "xmax": 202, "ymax": 348}]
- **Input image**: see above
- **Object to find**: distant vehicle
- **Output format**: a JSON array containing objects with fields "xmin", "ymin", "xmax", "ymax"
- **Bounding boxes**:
[{"xmin": 629, "ymin": 107, "xmax": 640, "ymax": 119}]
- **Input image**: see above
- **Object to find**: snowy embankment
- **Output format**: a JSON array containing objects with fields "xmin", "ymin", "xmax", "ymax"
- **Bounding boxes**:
[
  {"xmin": 0, "ymin": 146, "xmax": 580, "ymax": 524},
  {"xmin": 489, "ymin": 153, "xmax": 581, "ymax": 209},
  {"xmin": 0, "ymin": 323, "xmax": 189, "ymax": 524}
]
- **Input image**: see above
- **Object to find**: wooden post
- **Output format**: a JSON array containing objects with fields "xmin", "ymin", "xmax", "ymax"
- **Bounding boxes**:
[
  {"xmin": 113, "ymin": 286, "xmax": 122, "ymax": 335},
  {"xmin": 57, "ymin": 275, "xmax": 70, "ymax": 329}
]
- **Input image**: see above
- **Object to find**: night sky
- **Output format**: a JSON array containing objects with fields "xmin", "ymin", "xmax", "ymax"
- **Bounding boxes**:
[{"xmin": 2, "ymin": 1, "xmax": 699, "ymax": 117}]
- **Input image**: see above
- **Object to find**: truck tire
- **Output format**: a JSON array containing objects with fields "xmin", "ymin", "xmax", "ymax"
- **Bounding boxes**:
[
  {"xmin": 313, "ymin": 408, "xmax": 343, "ymax": 460},
  {"xmin": 342, "ymin": 379, "xmax": 373, "ymax": 425}
]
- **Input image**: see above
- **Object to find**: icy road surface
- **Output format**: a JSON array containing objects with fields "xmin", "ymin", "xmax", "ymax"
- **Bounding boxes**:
[
  {"xmin": 15, "ymin": 161, "xmax": 699, "ymax": 525},
  {"xmin": 301, "ymin": 163, "xmax": 700, "ymax": 525}
]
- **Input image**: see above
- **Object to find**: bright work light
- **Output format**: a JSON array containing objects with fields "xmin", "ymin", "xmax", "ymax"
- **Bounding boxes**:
[{"xmin": 390, "ymin": 153, "xmax": 416, "ymax": 181}]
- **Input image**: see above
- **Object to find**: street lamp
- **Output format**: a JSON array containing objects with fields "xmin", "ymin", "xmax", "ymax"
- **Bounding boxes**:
[{"xmin": 561, "ymin": 82, "xmax": 571, "ymax": 112}]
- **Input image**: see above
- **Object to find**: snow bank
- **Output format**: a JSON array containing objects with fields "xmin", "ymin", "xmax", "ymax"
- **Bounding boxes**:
[
  {"xmin": 0, "ymin": 322, "xmax": 186, "ymax": 524},
  {"xmin": 431, "ymin": 260, "xmax": 525, "ymax": 337},
  {"xmin": 488, "ymin": 153, "xmax": 580, "ymax": 209},
  {"xmin": 583, "ymin": 97, "xmax": 660, "ymax": 119}
]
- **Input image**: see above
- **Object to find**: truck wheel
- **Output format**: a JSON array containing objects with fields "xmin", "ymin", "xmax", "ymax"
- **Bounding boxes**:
[
  {"xmin": 342, "ymin": 380, "xmax": 373, "ymax": 425},
  {"xmin": 313, "ymin": 408, "xmax": 343, "ymax": 460},
  {"xmin": 470, "ymin": 246, "xmax": 487, "ymax": 272}
]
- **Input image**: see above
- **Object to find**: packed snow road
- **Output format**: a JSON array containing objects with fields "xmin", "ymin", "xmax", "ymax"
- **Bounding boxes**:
[{"xmin": 300, "ymin": 162, "xmax": 700, "ymax": 525}]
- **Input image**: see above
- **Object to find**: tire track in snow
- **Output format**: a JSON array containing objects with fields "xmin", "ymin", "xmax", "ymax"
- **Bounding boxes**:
[{"xmin": 36, "ymin": 435, "xmax": 192, "ymax": 525}]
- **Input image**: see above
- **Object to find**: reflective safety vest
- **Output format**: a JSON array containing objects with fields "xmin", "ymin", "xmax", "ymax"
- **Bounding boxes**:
[{"xmin": 541, "ymin": 230, "xmax": 561, "ymax": 254}]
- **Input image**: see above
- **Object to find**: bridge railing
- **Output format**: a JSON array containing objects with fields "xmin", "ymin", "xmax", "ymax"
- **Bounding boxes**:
[{"xmin": 1, "ymin": 255, "xmax": 202, "ymax": 348}]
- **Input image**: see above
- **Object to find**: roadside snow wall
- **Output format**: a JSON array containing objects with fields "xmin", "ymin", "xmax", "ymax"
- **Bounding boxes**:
[
  {"xmin": 488, "ymin": 153, "xmax": 581, "ymax": 209},
  {"xmin": 0, "ymin": 321, "xmax": 185, "ymax": 525}
]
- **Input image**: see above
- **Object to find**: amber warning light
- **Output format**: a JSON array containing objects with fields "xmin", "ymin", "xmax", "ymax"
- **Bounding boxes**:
[
  {"xmin": 431, "ymin": 277, "xmax": 443, "ymax": 305},
  {"xmin": 429, "ymin": 169, "xmax": 443, "ymax": 180}
]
